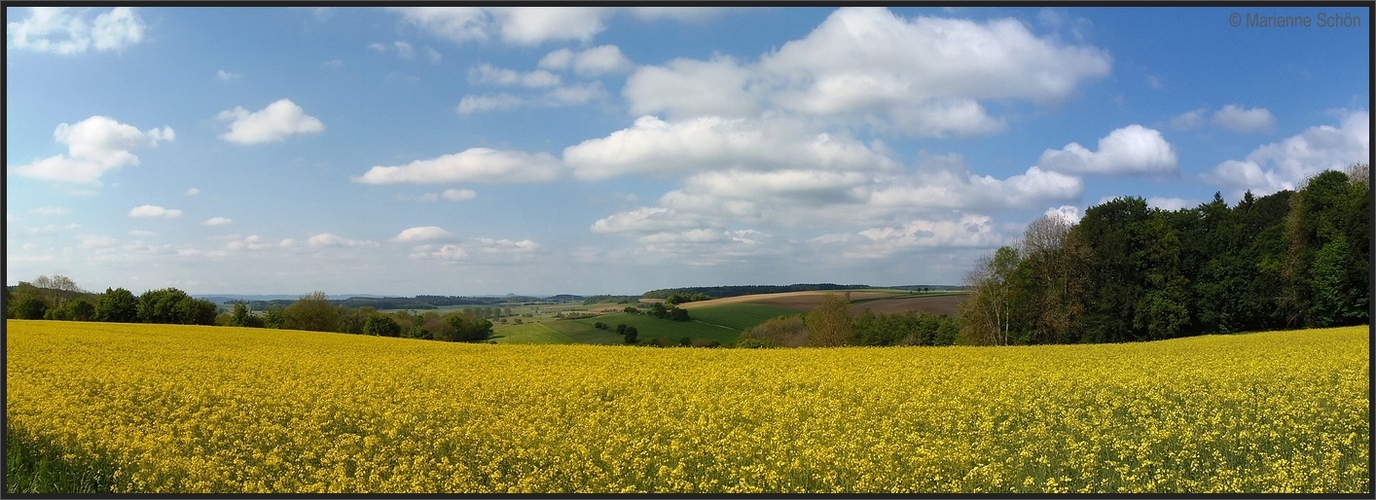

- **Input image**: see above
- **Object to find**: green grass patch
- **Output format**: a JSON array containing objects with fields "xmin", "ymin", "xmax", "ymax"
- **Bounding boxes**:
[
  {"xmin": 490, "ymin": 322, "xmax": 577, "ymax": 344},
  {"xmin": 5, "ymin": 427, "xmax": 116, "ymax": 494},
  {"xmin": 688, "ymin": 303, "xmax": 803, "ymax": 331}
]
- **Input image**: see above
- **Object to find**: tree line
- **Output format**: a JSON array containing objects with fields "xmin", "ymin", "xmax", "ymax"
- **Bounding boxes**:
[
  {"xmin": 735, "ymin": 293, "xmax": 959, "ymax": 348},
  {"xmin": 958, "ymin": 165, "xmax": 1369, "ymax": 345},
  {"xmin": 5, "ymin": 281, "xmax": 495, "ymax": 344}
]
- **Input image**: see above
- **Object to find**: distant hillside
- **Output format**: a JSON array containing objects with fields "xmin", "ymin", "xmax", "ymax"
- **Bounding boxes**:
[{"xmin": 641, "ymin": 283, "xmax": 961, "ymax": 299}]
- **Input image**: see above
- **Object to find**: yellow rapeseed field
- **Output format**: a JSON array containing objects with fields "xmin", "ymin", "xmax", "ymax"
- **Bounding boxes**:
[{"xmin": 4, "ymin": 319, "xmax": 1369, "ymax": 493}]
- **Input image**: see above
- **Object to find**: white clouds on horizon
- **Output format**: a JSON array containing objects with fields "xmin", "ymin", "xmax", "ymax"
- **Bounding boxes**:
[
  {"xmin": 1204, "ymin": 109, "xmax": 1369, "ymax": 195},
  {"xmin": 216, "ymin": 99, "xmax": 324, "ymax": 145},
  {"xmin": 203, "ymin": 217, "xmax": 234, "ymax": 226},
  {"xmin": 7, "ymin": 7, "xmax": 145, "ymax": 55},
  {"xmin": 12, "ymin": 116, "xmax": 174, "ymax": 184}
]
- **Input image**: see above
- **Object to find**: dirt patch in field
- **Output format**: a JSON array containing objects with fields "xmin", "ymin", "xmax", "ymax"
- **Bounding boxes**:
[{"xmin": 849, "ymin": 295, "xmax": 966, "ymax": 317}]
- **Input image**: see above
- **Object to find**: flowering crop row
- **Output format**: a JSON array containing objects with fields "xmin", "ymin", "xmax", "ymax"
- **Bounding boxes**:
[{"xmin": 5, "ymin": 320, "xmax": 1368, "ymax": 493}]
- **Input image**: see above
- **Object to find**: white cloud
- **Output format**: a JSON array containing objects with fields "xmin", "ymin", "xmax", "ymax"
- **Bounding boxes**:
[
  {"xmin": 624, "ymin": 7, "xmax": 1111, "ymax": 137},
  {"xmin": 543, "ymin": 81, "xmax": 607, "ymax": 105},
  {"xmin": 426, "ymin": 46, "xmax": 442, "ymax": 64},
  {"xmin": 468, "ymin": 63, "xmax": 560, "ymax": 88},
  {"xmin": 1211, "ymin": 104, "xmax": 1276, "ymax": 133},
  {"xmin": 1170, "ymin": 108, "xmax": 1206, "ymax": 130},
  {"xmin": 11, "ymin": 116, "xmax": 173, "ymax": 184},
  {"xmin": 813, "ymin": 214, "xmax": 1006, "ymax": 259},
  {"xmin": 30, "ymin": 206, "xmax": 69, "ymax": 215},
  {"xmin": 128, "ymin": 205, "xmax": 182, "ymax": 218},
  {"xmin": 203, "ymin": 217, "xmax": 234, "ymax": 226},
  {"xmin": 564, "ymin": 115, "xmax": 897, "ymax": 180},
  {"xmin": 227, "ymin": 235, "xmax": 271, "ymax": 251},
  {"xmin": 1146, "ymin": 197, "xmax": 1197, "ymax": 211},
  {"xmin": 627, "ymin": 7, "xmax": 724, "ymax": 22},
  {"xmin": 442, "ymin": 188, "xmax": 477, "ymax": 202},
  {"xmin": 473, "ymin": 238, "xmax": 540, "ymax": 254},
  {"xmin": 216, "ymin": 70, "xmax": 242, "ymax": 81},
  {"xmin": 371, "ymin": 40, "xmax": 416, "ymax": 59},
  {"xmin": 322, "ymin": 59, "xmax": 344, "ymax": 68},
  {"xmin": 185, "ymin": 187, "xmax": 200, "ymax": 196},
  {"xmin": 307, "ymin": 233, "xmax": 379, "ymax": 248},
  {"xmin": 624, "ymin": 56, "xmax": 759, "ymax": 119},
  {"xmin": 1036, "ymin": 125, "xmax": 1178, "ymax": 175},
  {"xmin": 391, "ymin": 226, "xmax": 457, "ymax": 243},
  {"xmin": 392, "ymin": 7, "xmax": 609, "ymax": 46},
  {"xmin": 7, "ymin": 7, "xmax": 145, "ymax": 55},
  {"xmin": 539, "ymin": 45, "xmax": 632, "ymax": 75},
  {"xmin": 1044, "ymin": 205, "xmax": 1083, "ymax": 224},
  {"xmin": 216, "ymin": 98, "xmax": 324, "ymax": 145},
  {"xmin": 352, "ymin": 148, "xmax": 562, "ymax": 184},
  {"xmin": 1204, "ymin": 110, "xmax": 1369, "ymax": 195},
  {"xmin": 456, "ymin": 93, "xmax": 523, "ymax": 114},
  {"xmin": 868, "ymin": 162, "xmax": 1083, "ymax": 214}
]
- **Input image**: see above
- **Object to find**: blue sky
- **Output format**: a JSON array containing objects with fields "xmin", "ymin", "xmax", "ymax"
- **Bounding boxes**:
[{"xmin": 5, "ymin": 6, "xmax": 1370, "ymax": 296}]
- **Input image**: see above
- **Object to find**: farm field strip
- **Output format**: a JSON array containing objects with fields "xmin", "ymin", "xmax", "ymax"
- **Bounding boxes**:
[{"xmin": 5, "ymin": 320, "xmax": 1369, "ymax": 493}]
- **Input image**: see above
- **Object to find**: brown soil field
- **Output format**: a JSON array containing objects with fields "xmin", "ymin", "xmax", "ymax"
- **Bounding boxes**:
[
  {"xmin": 848, "ymin": 294, "xmax": 966, "ymax": 317},
  {"xmin": 678, "ymin": 290, "xmax": 966, "ymax": 317}
]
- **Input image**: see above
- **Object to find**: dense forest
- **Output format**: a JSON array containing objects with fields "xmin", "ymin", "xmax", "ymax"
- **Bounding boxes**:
[{"xmin": 959, "ymin": 165, "xmax": 1369, "ymax": 345}]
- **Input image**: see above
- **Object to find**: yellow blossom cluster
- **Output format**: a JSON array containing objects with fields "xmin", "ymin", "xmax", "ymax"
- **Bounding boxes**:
[{"xmin": 5, "ymin": 320, "xmax": 1368, "ymax": 493}]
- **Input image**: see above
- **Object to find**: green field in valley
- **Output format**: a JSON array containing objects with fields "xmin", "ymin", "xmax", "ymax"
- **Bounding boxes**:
[
  {"xmin": 686, "ymin": 303, "xmax": 803, "ymax": 331},
  {"xmin": 490, "ymin": 322, "xmax": 577, "ymax": 344},
  {"xmin": 546, "ymin": 312, "xmax": 746, "ymax": 345}
]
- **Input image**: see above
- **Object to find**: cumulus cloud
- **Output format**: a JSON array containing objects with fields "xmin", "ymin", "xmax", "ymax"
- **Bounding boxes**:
[
  {"xmin": 128, "ymin": 205, "xmax": 181, "ymax": 218},
  {"xmin": 624, "ymin": 56, "xmax": 760, "ymax": 119},
  {"xmin": 1044, "ymin": 205, "xmax": 1083, "ymax": 224},
  {"xmin": 307, "ymin": 233, "xmax": 379, "ymax": 248},
  {"xmin": 1037, "ymin": 125, "xmax": 1178, "ymax": 175},
  {"xmin": 185, "ymin": 187, "xmax": 200, "ymax": 196},
  {"xmin": 216, "ymin": 98, "xmax": 324, "ymax": 145},
  {"xmin": 868, "ymin": 160, "xmax": 1083, "ymax": 214},
  {"xmin": 202, "ymin": 217, "xmax": 233, "ymax": 226},
  {"xmin": 1211, "ymin": 104, "xmax": 1276, "ymax": 133},
  {"xmin": 11, "ymin": 116, "xmax": 173, "ymax": 184},
  {"xmin": 624, "ymin": 7, "xmax": 1112, "ymax": 136},
  {"xmin": 539, "ymin": 45, "xmax": 633, "ymax": 75},
  {"xmin": 407, "ymin": 238, "xmax": 539, "ymax": 260},
  {"xmin": 7, "ymin": 7, "xmax": 145, "ymax": 55},
  {"xmin": 813, "ymin": 215, "xmax": 1006, "ymax": 259},
  {"xmin": 391, "ymin": 226, "xmax": 457, "ymax": 243},
  {"xmin": 352, "ymin": 148, "xmax": 561, "ymax": 184},
  {"xmin": 391, "ymin": 7, "xmax": 609, "ymax": 46},
  {"xmin": 1204, "ymin": 110, "xmax": 1369, "ymax": 195},
  {"xmin": 216, "ymin": 70, "xmax": 242, "ymax": 81},
  {"xmin": 565, "ymin": 115, "xmax": 897, "ymax": 180}
]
